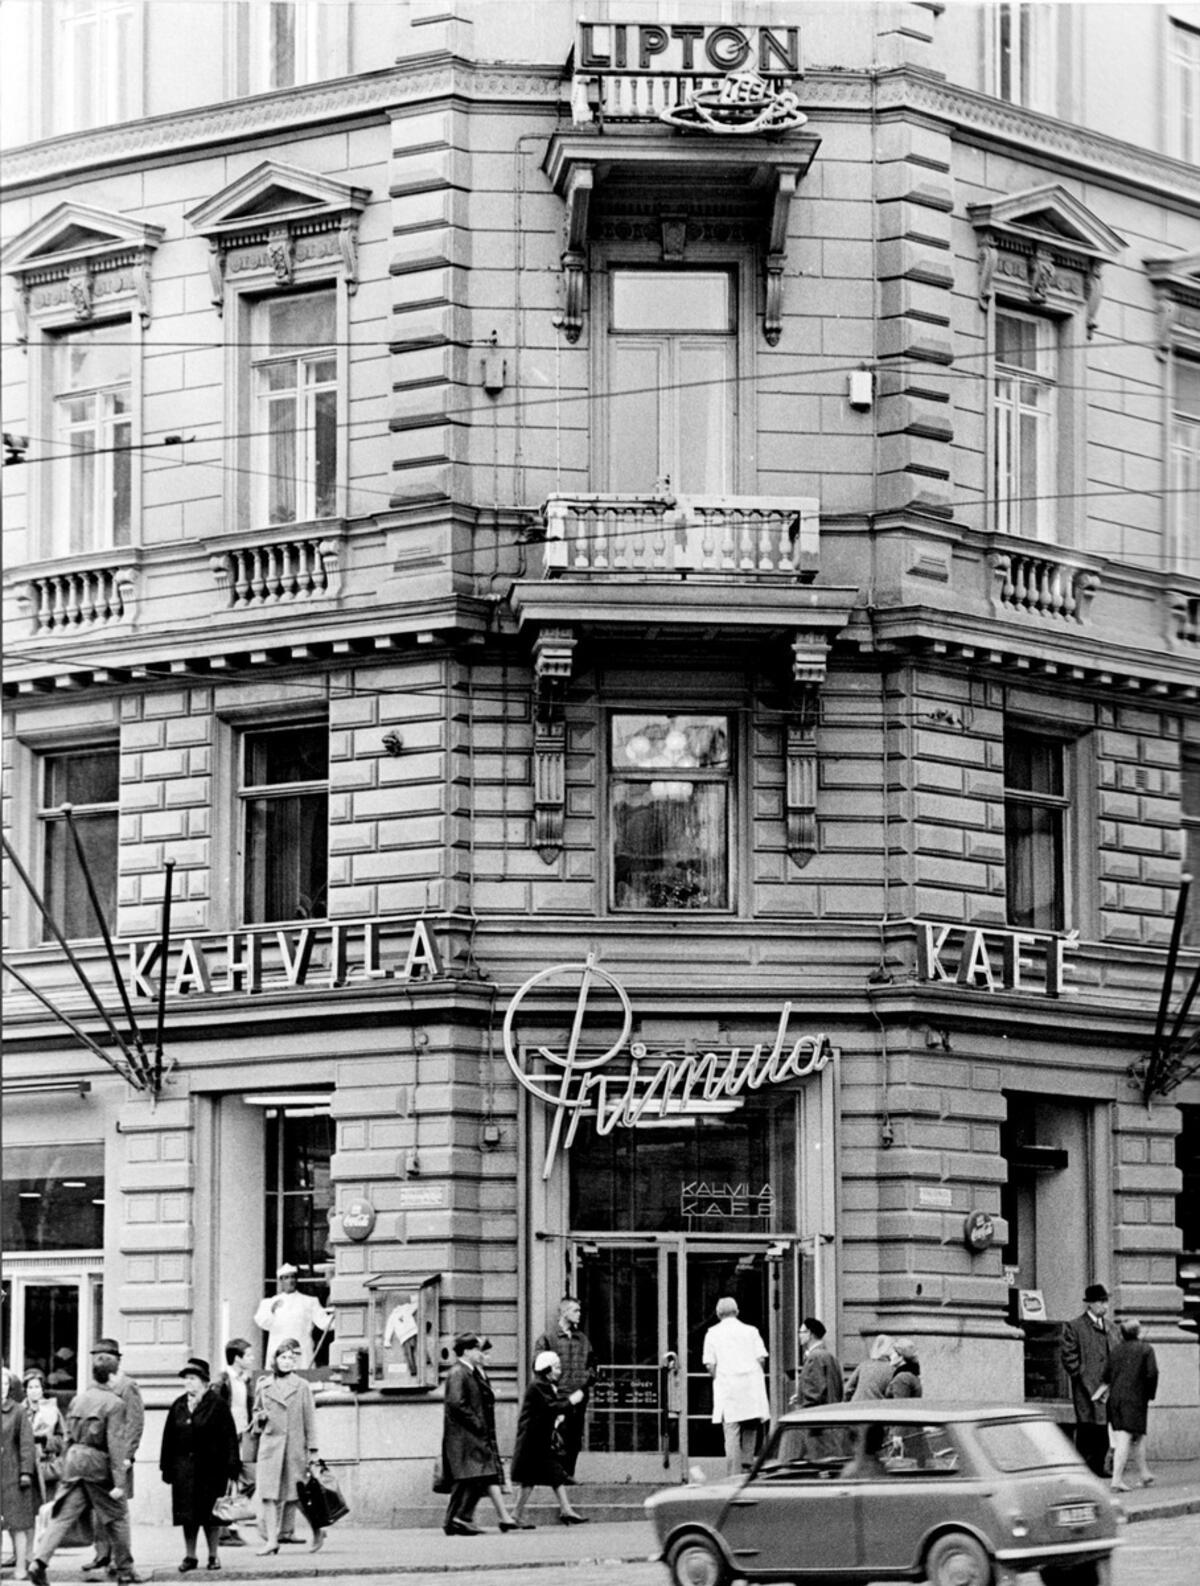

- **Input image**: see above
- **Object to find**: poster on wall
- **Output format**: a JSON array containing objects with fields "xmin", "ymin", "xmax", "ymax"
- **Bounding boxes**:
[{"xmin": 365, "ymin": 1273, "xmax": 441, "ymax": 1390}]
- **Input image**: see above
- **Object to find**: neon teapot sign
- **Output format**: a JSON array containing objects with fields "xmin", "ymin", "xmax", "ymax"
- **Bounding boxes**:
[{"xmin": 502, "ymin": 954, "xmax": 835, "ymax": 1178}]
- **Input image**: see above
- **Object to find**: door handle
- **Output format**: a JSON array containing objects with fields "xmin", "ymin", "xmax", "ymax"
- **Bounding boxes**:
[{"xmin": 730, "ymin": 1498, "xmax": 758, "ymax": 1507}]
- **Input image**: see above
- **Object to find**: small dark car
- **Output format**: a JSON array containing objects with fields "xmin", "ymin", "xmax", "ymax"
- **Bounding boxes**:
[{"xmin": 644, "ymin": 1404, "xmax": 1121, "ymax": 1586}]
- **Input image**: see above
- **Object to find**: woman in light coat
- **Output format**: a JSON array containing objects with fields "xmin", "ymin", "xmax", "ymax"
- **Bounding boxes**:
[
  {"xmin": 1, "ymin": 1367, "xmax": 37, "ymax": 1580},
  {"xmin": 21, "ymin": 1372, "xmax": 65, "ymax": 1506},
  {"xmin": 250, "ymin": 1339, "xmax": 322, "ymax": 1555},
  {"xmin": 845, "ymin": 1335, "xmax": 897, "ymax": 1402}
]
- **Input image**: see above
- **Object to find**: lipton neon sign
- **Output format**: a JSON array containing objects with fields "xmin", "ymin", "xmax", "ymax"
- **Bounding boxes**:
[{"xmin": 502, "ymin": 954, "xmax": 834, "ymax": 1178}]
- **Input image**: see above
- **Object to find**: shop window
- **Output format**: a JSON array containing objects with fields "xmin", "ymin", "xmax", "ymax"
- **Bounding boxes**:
[
  {"xmin": 609, "ymin": 712, "xmax": 732, "ymax": 912},
  {"xmin": 1184, "ymin": 752, "xmax": 1200, "ymax": 947},
  {"xmin": 1173, "ymin": 357, "xmax": 1200, "ymax": 569},
  {"xmin": 39, "ymin": 745, "xmax": 119, "ymax": 941},
  {"xmin": 1176, "ymin": 1106, "xmax": 1200, "ymax": 1335},
  {"xmin": 264, "ymin": 1103, "xmax": 334, "ymax": 1362},
  {"xmin": 604, "ymin": 269, "xmax": 736, "ymax": 494},
  {"xmin": 239, "ymin": 720, "xmax": 328, "ymax": 924},
  {"xmin": 251, "ymin": 291, "xmax": 338, "ymax": 528},
  {"xmin": 1, "ymin": 1143, "xmax": 105, "ymax": 1252},
  {"xmin": 1168, "ymin": 20, "xmax": 1200, "ymax": 164},
  {"xmin": 992, "ymin": 3, "xmax": 1055, "ymax": 112},
  {"xmin": 1004, "ymin": 726, "xmax": 1068, "ymax": 932},
  {"xmin": 993, "ymin": 311, "xmax": 1057, "ymax": 541},
  {"xmin": 50, "ymin": 324, "xmax": 132, "ymax": 556},
  {"xmin": 56, "ymin": 0, "xmax": 138, "ymax": 132}
]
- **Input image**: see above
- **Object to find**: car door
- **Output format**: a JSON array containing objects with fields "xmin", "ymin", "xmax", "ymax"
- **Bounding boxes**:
[
  {"xmin": 717, "ymin": 1426, "xmax": 858, "ymax": 1578},
  {"xmin": 855, "ymin": 1422, "xmax": 983, "ymax": 1577}
]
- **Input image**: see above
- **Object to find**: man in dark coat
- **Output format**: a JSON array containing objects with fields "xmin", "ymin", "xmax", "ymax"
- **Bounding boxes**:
[
  {"xmin": 1060, "ymin": 1282, "xmax": 1117, "ymax": 1476},
  {"xmin": 531, "ymin": 1298, "xmax": 596, "ymax": 1480},
  {"xmin": 82, "ymin": 1340, "xmax": 144, "ymax": 1580},
  {"xmin": 439, "ymin": 1335, "xmax": 515, "ymax": 1536},
  {"xmin": 27, "ymin": 1359, "xmax": 137, "ymax": 1586},
  {"xmin": 794, "ymin": 1318, "xmax": 844, "ymax": 1406}
]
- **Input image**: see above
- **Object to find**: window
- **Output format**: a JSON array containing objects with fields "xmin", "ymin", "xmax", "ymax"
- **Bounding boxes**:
[
  {"xmin": 993, "ymin": 3, "xmax": 1054, "ymax": 112},
  {"xmin": 251, "ymin": 292, "xmax": 337, "ymax": 526},
  {"xmin": 1, "ymin": 1144, "xmax": 105, "ymax": 1252},
  {"xmin": 1184, "ymin": 752, "xmax": 1200, "ymax": 947},
  {"xmin": 1173, "ymin": 358, "xmax": 1200, "ymax": 565},
  {"xmin": 994, "ymin": 311, "xmax": 1056, "ymax": 540},
  {"xmin": 51, "ymin": 325, "xmax": 132, "ymax": 555},
  {"xmin": 39, "ymin": 746, "xmax": 119, "ymax": 941},
  {"xmin": 256, "ymin": 0, "xmax": 336, "ymax": 91},
  {"xmin": 1004, "ymin": 728, "xmax": 1067, "ymax": 931},
  {"xmin": 58, "ymin": 0, "xmax": 135, "ymax": 131},
  {"xmin": 609, "ymin": 712, "xmax": 732, "ymax": 911},
  {"xmin": 1168, "ymin": 21, "xmax": 1200, "ymax": 164},
  {"xmin": 240, "ymin": 721, "xmax": 328, "ymax": 924},
  {"xmin": 264, "ymin": 1102, "xmax": 334, "ymax": 1365},
  {"xmin": 605, "ymin": 270, "xmax": 735, "ymax": 493}
]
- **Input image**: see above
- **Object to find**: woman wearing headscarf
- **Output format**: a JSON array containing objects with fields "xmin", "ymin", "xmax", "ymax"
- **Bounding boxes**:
[
  {"xmin": 884, "ymin": 1339, "xmax": 922, "ymax": 1398},
  {"xmin": 250, "ymin": 1339, "xmax": 322, "ymax": 1555},
  {"xmin": 21, "ymin": 1372, "xmax": 66, "ymax": 1506},
  {"xmin": 1, "ymin": 1366, "xmax": 37, "ymax": 1580},
  {"xmin": 1101, "ymin": 1318, "xmax": 1158, "ymax": 1492},
  {"xmin": 510, "ymin": 1352, "xmax": 588, "ymax": 1528},
  {"xmin": 159, "ymin": 1358, "xmax": 240, "ymax": 1573},
  {"xmin": 845, "ymin": 1335, "xmax": 897, "ymax": 1402}
]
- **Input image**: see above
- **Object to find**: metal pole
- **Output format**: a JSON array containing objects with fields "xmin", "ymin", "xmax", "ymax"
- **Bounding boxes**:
[
  {"xmin": 1, "ymin": 957, "xmax": 138, "ymax": 1086},
  {"xmin": 1144, "ymin": 874, "xmax": 1191, "ymax": 1105},
  {"xmin": 152, "ymin": 860, "xmax": 176, "ymax": 1095},
  {"xmin": 61, "ymin": 804, "xmax": 152, "ymax": 1083},
  {"xmin": 1, "ymin": 834, "xmax": 140, "ymax": 1076}
]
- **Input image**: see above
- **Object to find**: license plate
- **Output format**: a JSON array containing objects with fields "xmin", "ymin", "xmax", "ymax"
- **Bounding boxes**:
[{"xmin": 1055, "ymin": 1504, "xmax": 1097, "ymax": 1526}]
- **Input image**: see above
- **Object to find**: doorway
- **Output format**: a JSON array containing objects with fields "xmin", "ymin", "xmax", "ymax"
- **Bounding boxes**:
[{"xmin": 3, "ymin": 1268, "xmax": 104, "ymax": 1402}]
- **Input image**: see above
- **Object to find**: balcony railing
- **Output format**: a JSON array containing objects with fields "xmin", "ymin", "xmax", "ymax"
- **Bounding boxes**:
[
  {"xmin": 209, "ymin": 527, "xmax": 343, "ymax": 610},
  {"xmin": 987, "ymin": 549, "xmax": 1099, "ymax": 623},
  {"xmin": 19, "ymin": 563, "xmax": 138, "ymax": 635},
  {"xmin": 541, "ymin": 494, "xmax": 819, "ymax": 580}
]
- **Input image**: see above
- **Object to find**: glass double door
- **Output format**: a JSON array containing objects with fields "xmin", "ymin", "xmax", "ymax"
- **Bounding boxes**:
[
  {"xmin": 571, "ymin": 1236, "xmax": 808, "ymax": 1477},
  {"xmin": 1, "ymin": 1270, "xmax": 104, "ymax": 1397}
]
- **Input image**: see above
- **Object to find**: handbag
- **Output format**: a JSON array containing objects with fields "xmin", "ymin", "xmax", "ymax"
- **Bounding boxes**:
[
  {"xmin": 212, "ymin": 1490, "xmax": 257, "ymax": 1525},
  {"xmin": 295, "ymin": 1460, "xmax": 349, "ymax": 1530},
  {"xmin": 431, "ymin": 1457, "xmax": 452, "ymax": 1495}
]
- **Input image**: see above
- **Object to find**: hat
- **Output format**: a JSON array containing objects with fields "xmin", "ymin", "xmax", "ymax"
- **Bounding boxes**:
[
  {"xmin": 91, "ymin": 1338, "xmax": 121, "ymax": 1357},
  {"xmin": 179, "ymin": 1357, "xmax": 210, "ymax": 1382},
  {"xmin": 893, "ymin": 1337, "xmax": 919, "ymax": 1363},
  {"xmin": 277, "ymin": 1263, "xmax": 299, "ymax": 1277},
  {"xmin": 533, "ymin": 1350, "xmax": 560, "ymax": 1374},
  {"xmin": 1084, "ymin": 1283, "xmax": 1109, "ymax": 1303},
  {"xmin": 452, "ymin": 1332, "xmax": 481, "ymax": 1356},
  {"xmin": 801, "ymin": 1317, "xmax": 826, "ymax": 1339}
]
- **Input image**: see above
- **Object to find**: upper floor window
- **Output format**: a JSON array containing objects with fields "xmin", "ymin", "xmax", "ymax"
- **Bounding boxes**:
[
  {"xmin": 994, "ymin": 311, "xmax": 1056, "ymax": 540},
  {"xmin": 609, "ymin": 712, "xmax": 732, "ymax": 912},
  {"xmin": 1168, "ymin": 20, "xmax": 1200, "ymax": 164},
  {"xmin": 1173, "ymin": 356, "xmax": 1200, "ymax": 552},
  {"xmin": 1184, "ymin": 751, "xmax": 1200, "ymax": 947},
  {"xmin": 52, "ymin": 324, "xmax": 132, "ymax": 555},
  {"xmin": 993, "ymin": 3, "xmax": 1055, "ymax": 112},
  {"xmin": 58, "ymin": 0, "xmax": 135, "ymax": 131},
  {"xmin": 1004, "ymin": 727, "xmax": 1068, "ymax": 932},
  {"xmin": 40, "ymin": 745, "xmax": 120, "ymax": 941},
  {"xmin": 255, "ymin": 0, "xmax": 338, "ymax": 91},
  {"xmin": 252, "ymin": 292, "xmax": 337, "ymax": 527},
  {"xmin": 240, "ymin": 721, "xmax": 329, "ymax": 924}
]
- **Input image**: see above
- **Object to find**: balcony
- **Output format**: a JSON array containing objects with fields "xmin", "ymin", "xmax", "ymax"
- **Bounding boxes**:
[
  {"xmin": 208, "ymin": 524, "xmax": 345, "ymax": 610},
  {"xmin": 13, "ymin": 553, "xmax": 141, "ymax": 636}
]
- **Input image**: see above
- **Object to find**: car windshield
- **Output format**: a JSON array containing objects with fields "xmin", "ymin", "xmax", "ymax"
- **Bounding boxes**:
[{"xmin": 975, "ymin": 1419, "xmax": 1082, "ymax": 1472}]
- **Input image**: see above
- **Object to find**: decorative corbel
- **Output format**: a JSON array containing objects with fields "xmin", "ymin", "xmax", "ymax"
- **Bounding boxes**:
[
  {"xmin": 267, "ymin": 225, "xmax": 295, "ymax": 286},
  {"xmin": 113, "ymin": 565, "xmax": 140, "ymax": 624},
  {"xmin": 560, "ymin": 164, "xmax": 594, "ymax": 345},
  {"xmin": 209, "ymin": 551, "xmax": 234, "ymax": 601},
  {"xmin": 12, "ymin": 280, "xmax": 30, "ymax": 345},
  {"xmin": 661, "ymin": 212, "xmax": 688, "ymax": 264},
  {"xmin": 339, "ymin": 216, "xmax": 360, "ymax": 295},
  {"xmin": 1083, "ymin": 261, "xmax": 1104, "ymax": 340},
  {"xmin": 977, "ymin": 240, "xmax": 997, "ymax": 310},
  {"xmin": 786, "ymin": 633, "xmax": 829, "ymax": 866},
  {"xmin": 763, "ymin": 167, "xmax": 798, "ymax": 347},
  {"xmin": 1028, "ymin": 245, "xmax": 1054, "ymax": 302},
  {"xmin": 1153, "ymin": 294, "xmax": 1178, "ymax": 364},
  {"xmin": 317, "ymin": 537, "xmax": 343, "ymax": 599},
  {"xmin": 532, "ymin": 625, "xmax": 576, "ymax": 863},
  {"xmin": 133, "ymin": 256, "xmax": 152, "ymax": 329},
  {"xmin": 206, "ymin": 240, "xmax": 226, "ymax": 316}
]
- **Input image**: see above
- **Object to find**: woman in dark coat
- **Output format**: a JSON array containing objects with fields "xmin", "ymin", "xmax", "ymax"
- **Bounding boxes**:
[
  {"xmin": 440, "ymin": 1334, "xmax": 517, "ymax": 1535},
  {"xmin": 159, "ymin": 1358, "xmax": 240, "ymax": 1572},
  {"xmin": 1, "ymin": 1367, "xmax": 37, "ymax": 1580},
  {"xmin": 510, "ymin": 1352, "xmax": 587, "ymax": 1527},
  {"xmin": 1102, "ymin": 1319, "xmax": 1158, "ymax": 1491},
  {"xmin": 884, "ymin": 1339, "xmax": 922, "ymax": 1399}
]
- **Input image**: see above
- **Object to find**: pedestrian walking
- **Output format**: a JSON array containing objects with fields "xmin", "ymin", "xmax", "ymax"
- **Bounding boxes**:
[
  {"xmin": 26, "ymin": 1356, "xmax": 139, "ymax": 1586},
  {"xmin": 701, "ymin": 1297, "xmax": 770, "ymax": 1478},
  {"xmin": 1100, "ymin": 1319, "xmax": 1158, "ymax": 1492},
  {"xmin": 845, "ymin": 1335, "xmax": 896, "ymax": 1402},
  {"xmin": 159, "ymin": 1358, "xmax": 241, "ymax": 1573},
  {"xmin": 2, "ymin": 1367, "xmax": 37, "ymax": 1580},
  {"xmin": 249, "ymin": 1339, "xmax": 322, "ymax": 1555},
  {"xmin": 1060, "ymin": 1283, "xmax": 1117, "ymax": 1477},
  {"xmin": 439, "ymin": 1335, "xmax": 518, "ymax": 1536},
  {"xmin": 213, "ymin": 1341, "xmax": 255, "ymax": 1549},
  {"xmin": 510, "ymin": 1352, "xmax": 588, "ymax": 1528},
  {"xmin": 82, "ymin": 1341, "xmax": 143, "ymax": 1582},
  {"xmin": 21, "ymin": 1373, "xmax": 66, "ymax": 1509},
  {"xmin": 793, "ymin": 1318, "xmax": 843, "ymax": 1407},
  {"xmin": 531, "ymin": 1298, "xmax": 595, "ymax": 1482},
  {"xmin": 254, "ymin": 1266, "xmax": 333, "ymax": 1371},
  {"xmin": 885, "ymin": 1339, "xmax": 922, "ymax": 1398}
]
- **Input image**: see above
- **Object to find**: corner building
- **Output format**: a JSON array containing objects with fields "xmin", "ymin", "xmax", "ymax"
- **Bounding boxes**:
[{"xmin": 2, "ymin": 1, "xmax": 1199, "ymax": 1520}]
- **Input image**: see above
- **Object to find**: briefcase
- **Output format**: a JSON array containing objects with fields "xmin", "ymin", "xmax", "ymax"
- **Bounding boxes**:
[{"xmin": 295, "ymin": 1461, "xmax": 349, "ymax": 1530}]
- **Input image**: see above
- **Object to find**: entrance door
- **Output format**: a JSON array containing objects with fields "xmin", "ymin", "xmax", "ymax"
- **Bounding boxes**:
[{"xmin": 6, "ymin": 1271, "xmax": 103, "ymax": 1397}]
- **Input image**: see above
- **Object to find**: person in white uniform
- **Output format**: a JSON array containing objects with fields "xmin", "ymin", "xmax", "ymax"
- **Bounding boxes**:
[
  {"xmin": 253, "ymin": 1266, "xmax": 333, "ymax": 1370},
  {"xmin": 702, "ymin": 1296, "xmax": 770, "ymax": 1476}
]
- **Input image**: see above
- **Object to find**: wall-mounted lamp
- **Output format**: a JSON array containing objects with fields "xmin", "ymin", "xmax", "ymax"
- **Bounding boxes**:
[
  {"xmin": 880, "ymin": 1116, "xmax": 895, "ymax": 1149},
  {"xmin": 848, "ymin": 366, "xmax": 873, "ymax": 411},
  {"xmin": 925, "ymin": 1026, "xmax": 952, "ymax": 1051},
  {"xmin": 382, "ymin": 730, "xmax": 404, "ymax": 756}
]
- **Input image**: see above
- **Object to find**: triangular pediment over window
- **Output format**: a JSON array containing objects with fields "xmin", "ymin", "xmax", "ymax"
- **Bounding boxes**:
[
  {"xmin": 1145, "ymin": 250, "xmax": 1200, "ymax": 356},
  {"xmin": 968, "ymin": 184, "xmax": 1126, "ymax": 337},
  {"xmin": 1, "ymin": 203, "xmax": 166, "ymax": 339},
  {"xmin": 185, "ymin": 162, "xmax": 369, "ymax": 313}
]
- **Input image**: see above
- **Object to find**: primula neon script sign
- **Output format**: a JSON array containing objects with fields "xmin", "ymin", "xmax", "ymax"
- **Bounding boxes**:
[{"xmin": 502, "ymin": 955, "xmax": 834, "ymax": 1178}]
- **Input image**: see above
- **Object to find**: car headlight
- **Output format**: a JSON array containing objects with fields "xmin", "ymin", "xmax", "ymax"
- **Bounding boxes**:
[{"xmin": 1009, "ymin": 1514, "xmax": 1029, "ymax": 1538}]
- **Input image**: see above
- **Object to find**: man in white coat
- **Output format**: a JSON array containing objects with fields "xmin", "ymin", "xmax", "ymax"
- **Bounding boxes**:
[
  {"xmin": 254, "ymin": 1265, "xmax": 333, "ymax": 1370},
  {"xmin": 702, "ymin": 1296, "xmax": 770, "ymax": 1476}
]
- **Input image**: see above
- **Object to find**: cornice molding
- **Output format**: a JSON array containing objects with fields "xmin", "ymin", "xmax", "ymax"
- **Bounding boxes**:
[{"xmin": 3, "ymin": 61, "xmax": 1199, "ymax": 212}]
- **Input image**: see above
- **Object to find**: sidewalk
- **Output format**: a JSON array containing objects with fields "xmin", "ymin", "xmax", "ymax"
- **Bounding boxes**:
[{"xmin": 15, "ymin": 1462, "xmax": 1200, "ymax": 1580}]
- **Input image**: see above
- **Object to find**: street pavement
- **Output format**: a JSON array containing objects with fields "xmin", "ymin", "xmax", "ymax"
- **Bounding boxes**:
[{"xmin": 7, "ymin": 1461, "xmax": 1196, "ymax": 1584}]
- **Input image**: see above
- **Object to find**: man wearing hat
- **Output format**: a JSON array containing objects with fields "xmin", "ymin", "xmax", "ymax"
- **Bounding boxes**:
[
  {"xmin": 254, "ymin": 1266, "xmax": 333, "ymax": 1371},
  {"xmin": 1061, "ymin": 1283, "xmax": 1118, "ymax": 1476},
  {"xmin": 439, "ymin": 1335, "xmax": 517, "ymax": 1535},
  {"xmin": 82, "ymin": 1341, "xmax": 144, "ymax": 1582}
]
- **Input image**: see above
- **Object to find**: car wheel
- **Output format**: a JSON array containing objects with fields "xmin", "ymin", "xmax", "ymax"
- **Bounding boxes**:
[
  {"xmin": 665, "ymin": 1532, "xmax": 729, "ymax": 1586},
  {"xmin": 925, "ymin": 1530, "xmax": 994, "ymax": 1586}
]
